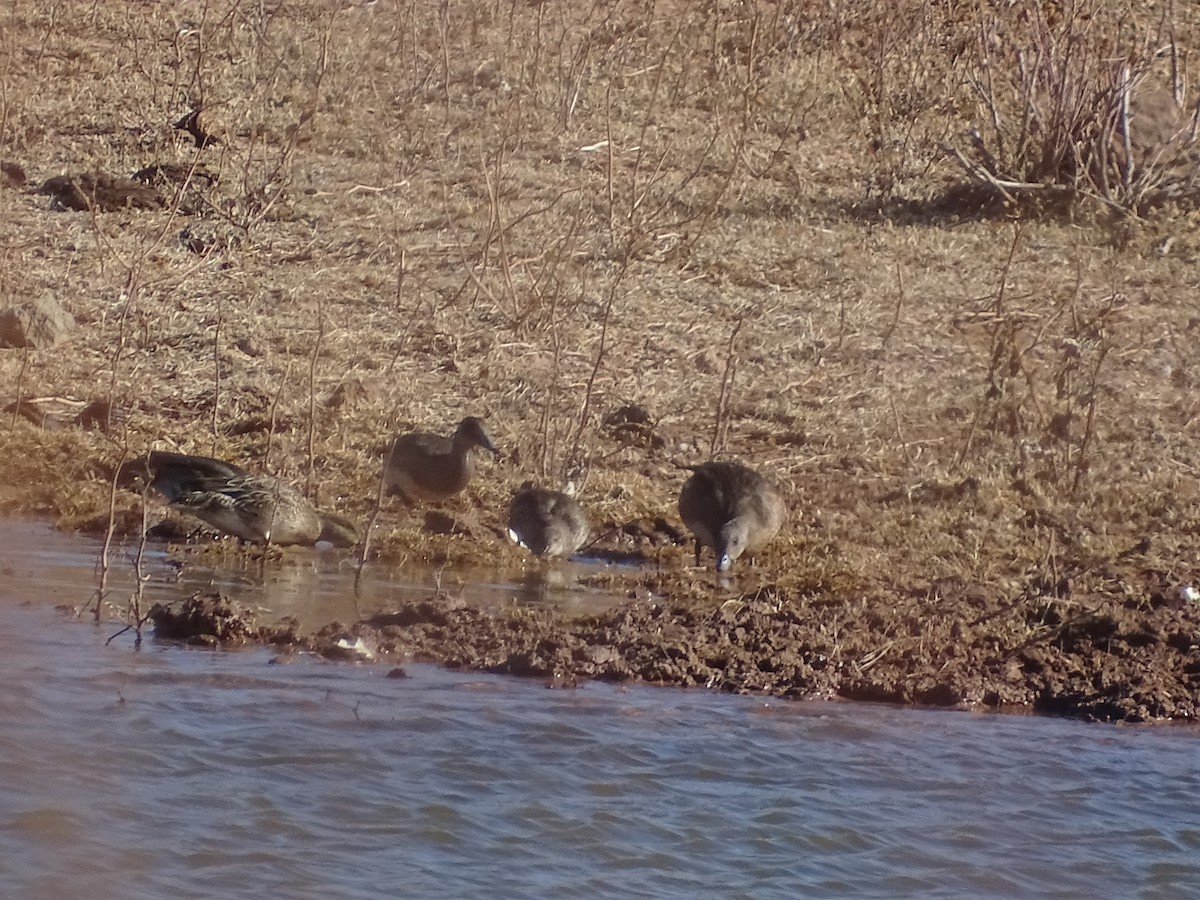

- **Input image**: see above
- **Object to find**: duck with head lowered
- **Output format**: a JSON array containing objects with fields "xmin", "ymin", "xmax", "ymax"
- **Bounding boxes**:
[
  {"xmin": 117, "ymin": 450, "xmax": 359, "ymax": 547},
  {"xmin": 677, "ymin": 460, "xmax": 786, "ymax": 572},
  {"xmin": 506, "ymin": 481, "xmax": 590, "ymax": 559}
]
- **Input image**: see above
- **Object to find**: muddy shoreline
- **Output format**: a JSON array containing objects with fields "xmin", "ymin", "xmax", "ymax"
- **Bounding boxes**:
[{"xmin": 147, "ymin": 568, "xmax": 1200, "ymax": 724}]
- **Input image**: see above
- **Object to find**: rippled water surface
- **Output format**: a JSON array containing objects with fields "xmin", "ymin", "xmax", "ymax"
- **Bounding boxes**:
[{"xmin": 2, "ymin": 520, "xmax": 1199, "ymax": 899}]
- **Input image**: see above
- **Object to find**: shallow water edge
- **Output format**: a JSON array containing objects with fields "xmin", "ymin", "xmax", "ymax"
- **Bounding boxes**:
[{"xmin": 6, "ymin": 516, "xmax": 1200, "ymax": 724}]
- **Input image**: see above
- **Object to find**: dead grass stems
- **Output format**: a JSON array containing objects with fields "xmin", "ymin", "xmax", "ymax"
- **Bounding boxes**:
[
  {"xmin": 263, "ymin": 355, "xmax": 293, "ymax": 474},
  {"xmin": 565, "ymin": 255, "xmax": 628, "ymax": 490},
  {"xmin": 304, "ymin": 293, "xmax": 325, "ymax": 499},
  {"xmin": 710, "ymin": 313, "xmax": 743, "ymax": 458},
  {"xmin": 3, "ymin": 0, "xmax": 1198, "ymax": 626},
  {"xmin": 951, "ymin": 0, "xmax": 1198, "ymax": 216},
  {"xmin": 90, "ymin": 443, "xmax": 128, "ymax": 624},
  {"xmin": 105, "ymin": 481, "xmax": 152, "ymax": 648},
  {"xmin": 211, "ymin": 295, "xmax": 223, "ymax": 441}
]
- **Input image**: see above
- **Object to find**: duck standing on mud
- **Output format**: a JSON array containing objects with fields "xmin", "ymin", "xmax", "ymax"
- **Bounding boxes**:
[
  {"xmin": 506, "ymin": 482, "xmax": 590, "ymax": 558},
  {"xmin": 678, "ymin": 461, "xmax": 786, "ymax": 572},
  {"xmin": 383, "ymin": 416, "xmax": 500, "ymax": 505},
  {"xmin": 118, "ymin": 451, "xmax": 359, "ymax": 547}
]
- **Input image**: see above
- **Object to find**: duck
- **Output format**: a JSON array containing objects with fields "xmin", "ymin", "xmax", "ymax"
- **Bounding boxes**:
[
  {"xmin": 678, "ymin": 460, "xmax": 786, "ymax": 572},
  {"xmin": 383, "ymin": 416, "xmax": 499, "ymax": 504},
  {"xmin": 117, "ymin": 451, "xmax": 359, "ymax": 547},
  {"xmin": 507, "ymin": 482, "xmax": 590, "ymax": 558}
]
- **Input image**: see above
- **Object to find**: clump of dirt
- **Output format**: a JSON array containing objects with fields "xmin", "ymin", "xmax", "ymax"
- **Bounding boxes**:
[{"xmin": 148, "ymin": 592, "xmax": 298, "ymax": 647}]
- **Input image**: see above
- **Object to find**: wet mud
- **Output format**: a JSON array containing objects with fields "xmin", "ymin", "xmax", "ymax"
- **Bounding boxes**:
[{"xmin": 149, "ymin": 576, "xmax": 1200, "ymax": 723}]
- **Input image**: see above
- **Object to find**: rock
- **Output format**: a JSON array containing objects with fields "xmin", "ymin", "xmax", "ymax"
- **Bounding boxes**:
[{"xmin": 0, "ymin": 294, "xmax": 75, "ymax": 348}]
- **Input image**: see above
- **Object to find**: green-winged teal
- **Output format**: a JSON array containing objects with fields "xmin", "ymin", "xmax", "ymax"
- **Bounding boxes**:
[
  {"xmin": 384, "ymin": 416, "xmax": 499, "ymax": 504},
  {"xmin": 507, "ymin": 482, "xmax": 590, "ymax": 558},
  {"xmin": 678, "ymin": 461, "xmax": 786, "ymax": 572},
  {"xmin": 118, "ymin": 451, "xmax": 359, "ymax": 547}
]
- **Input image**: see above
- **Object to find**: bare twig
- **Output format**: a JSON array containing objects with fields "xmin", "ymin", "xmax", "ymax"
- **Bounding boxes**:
[{"xmin": 711, "ymin": 314, "xmax": 744, "ymax": 458}]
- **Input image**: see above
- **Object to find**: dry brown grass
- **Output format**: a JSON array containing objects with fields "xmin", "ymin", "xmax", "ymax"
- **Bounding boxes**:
[{"xmin": 1, "ymin": 0, "xmax": 1199, "ymax": 612}]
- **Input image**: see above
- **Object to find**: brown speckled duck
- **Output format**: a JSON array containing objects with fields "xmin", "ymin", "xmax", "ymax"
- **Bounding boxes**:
[
  {"xmin": 383, "ymin": 416, "xmax": 499, "ymax": 504},
  {"xmin": 678, "ymin": 461, "xmax": 786, "ymax": 572},
  {"xmin": 118, "ymin": 451, "xmax": 359, "ymax": 547},
  {"xmin": 507, "ymin": 482, "xmax": 590, "ymax": 558}
]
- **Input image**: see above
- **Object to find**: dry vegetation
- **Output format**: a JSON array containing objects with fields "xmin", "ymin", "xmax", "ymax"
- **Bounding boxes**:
[{"xmin": 3, "ymin": 0, "xmax": 1200, "ymax": 715}]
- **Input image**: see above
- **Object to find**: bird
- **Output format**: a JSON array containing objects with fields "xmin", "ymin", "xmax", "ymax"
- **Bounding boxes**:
[
  {"xmin": 117, "ymin": 451, "xmax": 359, "ymax": 547},
  {"xmin": 507, "ymin": 482, "xmax": 590, "ymax": 558},
  {"xmin": 383, "ymin": 416, "xmax": 500, "ymax": 505},
  {"xmin": 678, "ymin": 461, "xmax": 786, "ymax": 572}
]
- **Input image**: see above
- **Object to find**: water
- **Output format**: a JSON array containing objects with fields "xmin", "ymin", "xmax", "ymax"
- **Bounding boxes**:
[
  {"xmin": 0, "ymin": 517, "xmax": 622, "ymax": 627},
  {"xmin": 1, "ymin": 520, "xmax": 1199, "ymax": 899}
]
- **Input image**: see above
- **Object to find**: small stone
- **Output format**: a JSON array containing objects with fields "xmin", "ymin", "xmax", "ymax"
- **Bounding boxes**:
[{"xmin": 0, "ymin": 294, "xmax": 75, "ymax": 348}]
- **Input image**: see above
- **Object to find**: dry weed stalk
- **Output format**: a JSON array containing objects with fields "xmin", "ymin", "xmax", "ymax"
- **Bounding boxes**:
[
  {"xmin": 176, "ymin": 8, "xmax": 341, "ymax": 238},
  {"xmin": 91, "ymin": 444, "xmax": 129, "ymax": 624},
  {"xmin": 837, "ymin": 0, "xmax": 966, "ymax": 201},
  {"xmin": 1060, "ymin": 283, "xmax": 1120, "ymax": 495},
  {"xmin": 0, "ymin": 26, "xmax": 12, "ymax": 147},
  {"xmin": 355, "ymin": 458, "xmax": 390, "ymax": 595},
  {"xmin": 591, "ymin": 5, "xmax": 760, "ymax": 257},
  {"xmin": 211, "ymin": 296, "xmax": 223, "ymax": 441},
  {"xmin": 681, "ymin": 12, "xmax": 760, "ymax": 255},
  {"xmin": 537, "ymin": 272, "xmax": 568, "ymax": 481},
  {"xmin": 10, "ymin": 344, "xmax": 30, "ymax": 431},
  {"xmin": 710, "ymin": 314, "xmax": 744, "ymax": 458},
  {"xmin": 106, "ymin": 480, "xmax": 152, "ymax": 648},
  {"xmin": 305, "ymin": 295, "xmax": 325, "ymax": 499},
  {"xmin": 880, "ymin": 260, "xmax": 905, "ymax": 349},
  {"xmin": 956, "ymin": 224, "xmax": 1024, "ymax": 468},
  {"xmin": 383, "ymin": 251, "xmax": 414, "ymax": 376},
  {"xmin": 504, "ymin": 199, "xmax": 592, "ymax": 479},
  {"xmin": 263, "ymin": 355, "xmax": 293, "ymax": 474},
  {"xmin": 471, "ymin": 114, "xmax": 588, "ymax": 328},
  {"xmin": 566, "ymin": 254, "xmax": 629, "ymax": 485},
  {"xmin": 955, "ymin": 225, "xmax": 1118, "ymax": 493},
  {"xmin": 359, "ymin": 246, "xmax": 419, "ymax": 583},
  {"xmin": 951, "ymin": 0, "xmax": 1199, "ymax": 214},
  {"xmin": 91, "ymin": 263, "xmax": 159, "ymax": 623}
]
